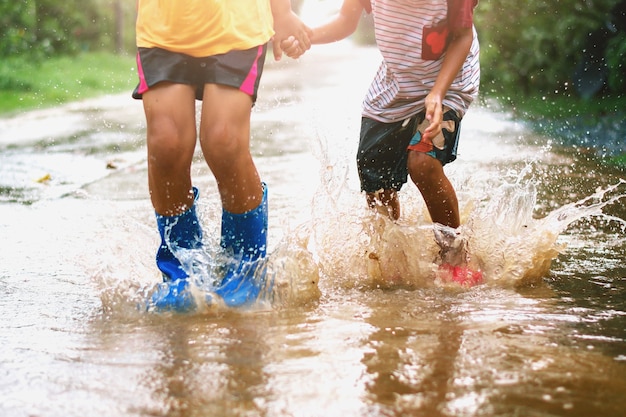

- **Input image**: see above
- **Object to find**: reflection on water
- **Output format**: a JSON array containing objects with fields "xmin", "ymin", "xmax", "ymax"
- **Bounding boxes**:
[{"xmin": 1, "ymin": 43, "xmax": 625, "ymax": 417}]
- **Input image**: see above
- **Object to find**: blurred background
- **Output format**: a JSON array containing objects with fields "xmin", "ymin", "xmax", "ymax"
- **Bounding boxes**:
[
  {"xmin": 1, "ymin": 0, "xmax": 625, "ymax": 163},
  {"xmin": 2, "ymin": 0, "xmax": 625, "ymax": 97}
]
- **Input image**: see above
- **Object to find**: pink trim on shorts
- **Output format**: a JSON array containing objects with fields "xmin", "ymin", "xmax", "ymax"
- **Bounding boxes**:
[
  {"xmin": 135, "ymin": 52, "xmax": 149, "ymax": 95},
  {"xmin": 240, "ymin": 45, "xmax": 264, "ymax": 96}
]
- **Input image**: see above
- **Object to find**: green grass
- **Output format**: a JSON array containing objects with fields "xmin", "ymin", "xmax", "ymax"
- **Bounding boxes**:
[
  {"xmin": 0, "ymin": 52, "xmax": 137, "ymax": 115},
  {"xmin": 485, "ymin": 91, "xmax": 626, "ymax": 168},
  {"xmin": 608, "ymin": 153, "xmax": 626, "ymax": 168},
  {"xmin": 487, "ymin": 91, "xmax": 625, "ymax": 120}
]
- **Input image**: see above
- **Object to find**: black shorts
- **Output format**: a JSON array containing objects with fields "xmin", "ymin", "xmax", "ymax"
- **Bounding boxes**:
[
  {"xmin": 133, "ymin": 45, "xmax": 267, "ymax": 102},
  {"xmin": 357, "ymin": 108, "xmax": 462, "ymax": 193}
]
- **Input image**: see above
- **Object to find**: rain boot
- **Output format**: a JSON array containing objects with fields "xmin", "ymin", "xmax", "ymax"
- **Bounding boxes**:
[
  {"xmin": 148, "ymin": 187, "xmax": 203, "ymax": 312},
  {"xmin": 215, "ymin": 183, "xmax": 269, "ymax": 307}
]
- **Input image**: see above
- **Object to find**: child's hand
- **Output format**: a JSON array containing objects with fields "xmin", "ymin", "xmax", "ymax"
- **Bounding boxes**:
[
  {"xmin": 280, "ymin": 36, "xmax": 304, "ymax": 59},
  {"xmin": 423, "ymin": 92, "xmax": 443, "ymax": 141},
  {"xmin": 272, "ymin": 11, "xmax": 312, "ymax": 61}
]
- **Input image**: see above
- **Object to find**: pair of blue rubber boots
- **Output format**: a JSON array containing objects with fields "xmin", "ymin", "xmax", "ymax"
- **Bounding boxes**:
[{"xmin": 148, "ymin": 185, "xmax": 269, "ymax": 312}]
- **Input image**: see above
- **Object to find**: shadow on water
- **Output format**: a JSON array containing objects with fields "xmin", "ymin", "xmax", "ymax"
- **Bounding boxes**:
[{"xmin": 1, "ymin": 43, "xmax": 625, "ymax": 416}]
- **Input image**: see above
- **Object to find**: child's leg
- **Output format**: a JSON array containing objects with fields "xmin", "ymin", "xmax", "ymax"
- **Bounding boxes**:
[
  {"xmin": 407, "ymin": 151, "xmax": 460, "ymax": 228},
  {"xmin": 366, "ymin": 189, "xmax": 401, "ymax": 220},
  {"xmin": 199, "ymin": 84, "xmax": 269, "ymax": 307},
  {"xmin": 406, "ymin": 110, "xmax": 482, "ymax": 285},
  {"xmin": 141, "ymin": 83, "xmax": 203, "ymax": 311},
  {"xmin": 406, "ymin": 108, "xmax": 462, "ymax": 228},
  {"xmin": 199, "ymin": 83, "xmax": 264, "ymax": 212},
  {"xmin": 357, "ymin": 117, "xmax": 412, "ymax": 220},
  {"xmin": 142, "ymin": 82, "xmax": 198, "ymax": 216}
]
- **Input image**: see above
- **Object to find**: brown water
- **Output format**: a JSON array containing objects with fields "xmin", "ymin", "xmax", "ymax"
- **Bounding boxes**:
[{"xmin": 1, "ymin": 43, "xmax": 625, "ymax": 417}]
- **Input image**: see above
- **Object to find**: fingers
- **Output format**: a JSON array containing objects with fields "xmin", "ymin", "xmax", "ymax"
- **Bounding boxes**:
[
  {"xmin": 272, "ymin": 12, "xmax": 312, "ymax": 61},
  {"xmin": 423, "ymin": 99, "xmax": 443, "ymax": 140},
  {"xmin": 298, "ymin": 26, "xmax": 313, "ymax": 51},
  {"xmin": 280, "ymin": 36, "xmax": 304, "ymax": 59},
  {"xmin": 283, "ymin": 27, "xmax": 312, "ymax": 59},
  {"xmin": 272, "ymin": 36, "xmax": 284, "ymax": 61}
]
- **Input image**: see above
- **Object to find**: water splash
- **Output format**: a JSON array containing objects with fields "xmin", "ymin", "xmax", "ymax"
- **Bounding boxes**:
[
  {"xmin": 306, "ymin": 165, "xmax": 626, "ymax": 290},
  {"xmin": 266, "ymin": 223, "xmax": 322, "ymax": 307},
  {"xmin": 92, "ymin": 204, "xmax": 322, "ymax": 317},
  {"xmin": 476, "ymin": 177, "xmax": 626, "ymax": 287},
  {"xmin": 91, "ymin": 170, "xmax": 625, "ymax": 316}
]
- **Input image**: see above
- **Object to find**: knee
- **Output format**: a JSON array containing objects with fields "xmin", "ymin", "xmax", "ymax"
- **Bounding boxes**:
[
  {"xmin": 147, "ymin": 120, "xmax": 195, "ymax": 171},
  {"xmin": 408, "ymin": 152, "xmax": 443, "ymax": 186},
  {"xmin": 201, "ymin": 123, "xmax": 246, "ymax": 166}
]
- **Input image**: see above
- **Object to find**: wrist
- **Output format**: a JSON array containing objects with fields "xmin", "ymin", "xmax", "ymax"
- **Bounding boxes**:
[
  {"xmin": 428, "ymin": 90, "xmax": 444, "ymax": 101},
  {"xmin": 270, "ymin": 0, "xmax": 292, "ymax": 18}
]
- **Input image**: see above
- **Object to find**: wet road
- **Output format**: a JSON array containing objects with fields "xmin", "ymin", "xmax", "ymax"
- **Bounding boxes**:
[{"xmin": 1, "ymin": 43, "xmax": 625, "ymax": 417}]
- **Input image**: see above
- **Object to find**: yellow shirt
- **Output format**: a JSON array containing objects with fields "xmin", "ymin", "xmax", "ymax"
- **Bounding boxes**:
[{"xmin": 136, "ymin": 0, "xmax": 274, "ymax": 57}]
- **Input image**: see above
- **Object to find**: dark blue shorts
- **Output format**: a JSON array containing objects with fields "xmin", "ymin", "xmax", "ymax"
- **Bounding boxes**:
[
  {"xmin": 357, "ymin": 108, "xmax": 462, "ymax": 193},
  {"xmin": 133, "ymin": 45, "xmax": 267, "ymax": 102}
]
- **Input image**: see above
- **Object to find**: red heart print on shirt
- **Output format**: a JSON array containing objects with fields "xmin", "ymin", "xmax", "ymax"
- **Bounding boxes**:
[{"xmin": 422, "ymin": 23, "xmax": 449, "ymax": 60}]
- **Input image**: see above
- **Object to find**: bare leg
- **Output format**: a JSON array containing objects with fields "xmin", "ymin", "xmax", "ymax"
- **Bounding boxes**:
[
  {"xmin": 407, "ymin": 151, "xmax": 460, "ymax": 228},
  {"xmin": 199, "ymin": 84, "xmax": 263, "ymax": 213},
  {"xmin": 142, "ymin": 82, "xmax": 197, "ymax": 216},
  {"xmin": 366, "ymin": 189, "xmax": 400, "ymax": 220},
  {"xmin": 408, "ymin": 151, "xmax": 482, "ymax": 285}
]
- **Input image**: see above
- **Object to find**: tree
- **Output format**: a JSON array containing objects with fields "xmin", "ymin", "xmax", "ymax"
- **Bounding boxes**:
[
  {"xmin": 0, "ymin": 0, "xmax": 103, "ymax": 58},
  {"xmin": 475, "ymin": 0, "xmax": 625, "ymax": 97}
]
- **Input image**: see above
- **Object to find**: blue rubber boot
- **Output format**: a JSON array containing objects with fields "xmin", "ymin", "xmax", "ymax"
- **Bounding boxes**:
[
  {"xmin": 148, "ymin": 187, "xmax": 203, "ymax": 312},
  {"xmin": 215, "ymin": 184, "xmax": 269, "ymax": 307}
]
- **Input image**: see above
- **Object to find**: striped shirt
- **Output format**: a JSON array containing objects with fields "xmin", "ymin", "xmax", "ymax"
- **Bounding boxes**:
[{"xmin": 363, "ymin": 0, "xmax": 480, "ymax": 122}]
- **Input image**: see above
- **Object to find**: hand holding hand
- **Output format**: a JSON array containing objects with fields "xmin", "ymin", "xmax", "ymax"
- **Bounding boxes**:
[
  {"xmin": 280, "ymin": 36, "xmax": 303, "ymax": 59},
  {"xmin": 272, "ymin": 10, "xmax": 312, "ymax": 60}
]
